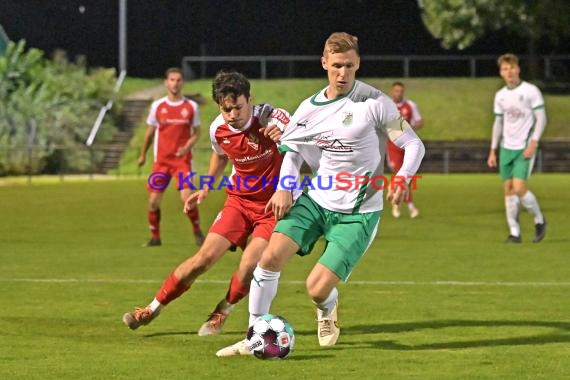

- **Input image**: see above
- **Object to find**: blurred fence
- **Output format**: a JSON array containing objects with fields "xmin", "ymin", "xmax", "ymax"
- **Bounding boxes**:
[
  {"xmin": 1, "ymin": 140, "xmax": 568, "ymax": 184},
  {"xmin": 182, "ymin": 54, "xmax": 570, "ymax": 80}
]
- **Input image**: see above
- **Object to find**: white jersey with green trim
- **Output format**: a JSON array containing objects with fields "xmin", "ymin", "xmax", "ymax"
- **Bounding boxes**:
[
  {"xmin": 279, "ymin": 80, "xmax": 402, "ymax": 214},
  {"xmin": 494, "ymin": 81, "xmax": 545, "ymax": 150}
]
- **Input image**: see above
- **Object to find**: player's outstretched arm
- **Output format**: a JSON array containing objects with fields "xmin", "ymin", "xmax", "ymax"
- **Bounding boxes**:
[
  {"xmin": 386, "ymin": 118, "xmax": 425, "ymax": 205},
  {"xmin": 266, "ymin": 151, "xmax": 304, "ymax": 219},
  {"xmin": 138, "ymin": 125, "xmax": 155, "ymax": 166},
  {"xmin": 183, "ymin": 152, "xmax": 228, "ymax": 213}
]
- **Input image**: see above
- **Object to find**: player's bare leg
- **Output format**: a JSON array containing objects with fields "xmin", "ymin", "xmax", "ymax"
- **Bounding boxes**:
[
  {"xmin": 145, "ymin": 191, "xmax": 164, "ymax": 247},
  {"xmin": 513, "ymin": 178, "xmax": 546, "ymax": 243},
  {"xmin": 180, "ymin": 189, "xmax": 205, "ymax": 246},
  {"xmin": 198, "ymin": 237, "xmax": 267, "ymax": 336},
  {"xmin": 216, "ymin": 233, "xmax": 298, "ymax": 357},
  {"xmin": 306, "ymin": 263, "xmax": 341, "ymax": 347},
  {"xmin": 123, "ymin": 233, "xmax": 232, "ymax": 330}
]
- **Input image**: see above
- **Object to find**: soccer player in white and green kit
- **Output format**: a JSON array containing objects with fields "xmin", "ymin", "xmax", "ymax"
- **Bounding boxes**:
[
  {"xmin": 487, "ymin": 53, "xmax": 547, "ymax": 243},
  {"xmin": 216, "ymin": 32, "xmax": 425, "ymax": 356}
]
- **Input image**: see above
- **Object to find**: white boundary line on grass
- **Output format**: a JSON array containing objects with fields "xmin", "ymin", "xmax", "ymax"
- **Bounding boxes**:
[{"xmin": 1, "ymin": 278, "xmax": 570, "ymax": 287}]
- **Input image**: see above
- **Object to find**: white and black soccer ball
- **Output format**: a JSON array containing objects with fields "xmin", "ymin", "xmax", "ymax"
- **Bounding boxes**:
[{"xmin": 246, "ymin": 314, "xmax": 295, "ymax": 359}]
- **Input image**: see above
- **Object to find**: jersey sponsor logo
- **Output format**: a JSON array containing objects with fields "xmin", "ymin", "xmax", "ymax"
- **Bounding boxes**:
[
  {"xmin": 233, "ymin": 148, "xmax": 273, "ymax": 163},
  {"xmin": 316, "ymin": 138, "xmax": 354, "ymax": 153},
  {"xmin": 505, "ymin": 106, "xmax": 525, "ymax": 123}
]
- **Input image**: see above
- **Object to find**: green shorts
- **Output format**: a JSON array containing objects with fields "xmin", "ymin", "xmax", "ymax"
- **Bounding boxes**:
[
  {"xmin": 499, "ymin": 147, "xmax": 535, "ymax": 181},
  {"xmin": 273, "ymin": 193, "xmax": 380, "ymax": 281}
]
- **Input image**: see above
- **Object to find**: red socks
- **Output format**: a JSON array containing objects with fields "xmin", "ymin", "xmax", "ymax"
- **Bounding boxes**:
[
  {"xmin": 148, "ymin": 209, "xmax": 161, "ymax": 240},
  {"xmin": 186, "ymin": 208, "xmax": 201, "ymax": 234},
  {"xmin": 155, "ymin": 272, "xmax": 190, "ymax": 305},
  {"xmin": 225, "ymin": 272, "xmax": 250, "ymax": 305}
]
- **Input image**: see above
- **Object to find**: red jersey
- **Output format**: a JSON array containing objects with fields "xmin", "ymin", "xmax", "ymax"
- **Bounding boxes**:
[
  {"xmin": 147, "ymin": 96, "xmax": 200, "ymax": 163},
  {"xmin": 395, "ymin": 99, "xmax": 421, "ymax": 126},
  {"xmin": 209, "ymin": 105, "xmax": 289, "ymax": 202}
]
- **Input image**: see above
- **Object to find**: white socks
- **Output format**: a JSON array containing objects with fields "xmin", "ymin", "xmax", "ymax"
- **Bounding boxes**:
[
  {"xmin": 520, "ymin": 191, "xmax": 544, "ymax": 224},
  {"xmin": 314, "ymin": 287, "xmax": 338, "ymax": 319},
  {"xmin": 149, "ymin": 298, "xmax": 163, "ymax": 313},
  {"xmin": 248, "ymin": 265, "xmax": 280, "ymax": 326},
  {"xmin": 504, "ymin": 195, "xmax": 521, "ymax": 237}
]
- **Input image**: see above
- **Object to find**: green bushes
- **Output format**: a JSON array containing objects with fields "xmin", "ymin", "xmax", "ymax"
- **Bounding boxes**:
[{"xmin": 0, "ymin": 40, "xmax": 118, "ymax": 175}]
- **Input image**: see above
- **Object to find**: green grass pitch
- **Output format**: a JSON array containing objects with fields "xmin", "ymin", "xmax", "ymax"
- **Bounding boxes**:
[{"xmin": 1, "ymin": 174, "xmax": 569, "ymax": 379}]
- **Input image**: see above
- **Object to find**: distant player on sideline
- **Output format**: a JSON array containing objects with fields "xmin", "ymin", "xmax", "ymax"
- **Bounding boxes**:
[
  {"xmin": 388, "ymin": 81, "xmax": 423, "ymax": 218},
  {"xmin": 138, "ymin": 67, "xmax": 204, "ymax": 247},
  {"xmin": 487, "ymin": 53, "xmax": 547, "ymax": 243},
  {"xmin": 123, "ymin": 71, "xmax": 289, "ymax": 335},
  {"xmin": 216, "ymin": 32, "xmax": 425, "ymax": 357}
]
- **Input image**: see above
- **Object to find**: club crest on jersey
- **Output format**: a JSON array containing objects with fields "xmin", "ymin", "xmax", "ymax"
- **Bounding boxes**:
[
  {"xmin": 180, "ymin": 108, "xmax": 189, "ymax": 118},
  {"xmin": 222, "ymin": 138, "xmax": 231, "ymax": 144},
  {"xmin": 247, "ymin": 134, "xmax": 259, "ymax": 150},
  {"xmin": 161, "ymin": 108, "xmax": 168, "ymax": 114},
  {"xmin": 341, "ymin": 111, "xmax": 353, "ymax": 126}
]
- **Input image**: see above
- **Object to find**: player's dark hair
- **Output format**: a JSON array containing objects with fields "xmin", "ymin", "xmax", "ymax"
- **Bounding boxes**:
[
  {"xmin": 392, "ymin": 81, "xmax": 405, "ymax": 88},
  {"xmin": 212, "ymin": 70, "xmax": 251, "ymax": 105},
  {"xmin": 165, "ymin": 67, "xmax": 183, "ymax": 79}
]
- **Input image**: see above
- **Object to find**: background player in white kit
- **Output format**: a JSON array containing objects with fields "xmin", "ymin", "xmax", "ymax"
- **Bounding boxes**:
[
  {"xmin": 217, "ymin": 32, "xmax": 425, "ymax": 357},
  {"xmin": 487, "ymin": 53, "xmax": 547, "ymax": 243}
]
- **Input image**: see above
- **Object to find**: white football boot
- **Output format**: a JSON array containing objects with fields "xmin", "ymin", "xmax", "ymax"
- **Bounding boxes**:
[
  {"xmin": 391, "ymin": 204, "xmax": 401, "ymax": 218},
  {"xmin": 215, "ymin": 338, "xmax": 253, "ymax": 357},
  {"xmin": 317, "ymin": 300, "xmax": 340, "ymax": 346}
]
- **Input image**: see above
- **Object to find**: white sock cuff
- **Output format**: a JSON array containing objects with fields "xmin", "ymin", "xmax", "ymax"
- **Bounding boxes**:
[
  {"xmin": 520, "ymin": 191, "xmax": 534, "ymax": 202},
  {"xmin": 314, "ymin": 287, "xmax": 338, "ymax": 314},
  {"xmin": 253, "ymin": 265, "xmax": 280, "ymax": 281}
]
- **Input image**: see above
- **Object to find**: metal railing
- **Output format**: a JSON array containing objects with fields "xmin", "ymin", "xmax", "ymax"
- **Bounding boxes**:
[{"xmin": 182, "ymin": 54, "xmax": 570, "ymax": 80}]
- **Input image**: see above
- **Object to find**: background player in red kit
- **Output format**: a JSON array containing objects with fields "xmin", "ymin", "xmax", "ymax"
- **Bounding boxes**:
[
  {"xmin": 123, "ymin": 71, "xmax": 288, "ymax": 336},
  {"xmin": 138, "ymin": 67, "xmax": 204, "ymax": 247},
  {"xmin": 387, "ymin": 81, "xmax": 423, "ymax": 218}
]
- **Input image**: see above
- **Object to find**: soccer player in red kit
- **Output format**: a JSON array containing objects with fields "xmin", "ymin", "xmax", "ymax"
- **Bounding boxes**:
[
  {"xmin": 387, "ymin": 81, "xmax": 423, "ymax": 218},
  {"xmin": 138, "ymin": 67, "xmax": 204, "ymax": 247},
  {"xmin": 123, "ymin": 70, "xmax": 288, "ymax": 335}
]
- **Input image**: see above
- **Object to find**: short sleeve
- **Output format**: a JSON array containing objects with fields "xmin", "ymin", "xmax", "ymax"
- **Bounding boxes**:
[
  {"xmin": 408, "ymin": 100, "xmax": 422, "ymax": 124},
  {"xmin": 209, "ymin": 119, "xmax": 225, "ymax": 155},
  {"xmin": 191, "ymin": 100, "xmax": 201, "ymax": 127},
  {"xmin": 370, "ymin": 96, "xmax": 401, "ymax": 129},
  {"xmin": 146, "ymin": 101, "xmax": 159, "ymax": 127},
  {"xmin": 530, "ymin": 85, "xmax": 545, "ymax": 110}
]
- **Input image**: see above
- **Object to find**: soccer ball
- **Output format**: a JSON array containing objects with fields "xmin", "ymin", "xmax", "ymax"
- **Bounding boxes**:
[{"xmin": 246, "ymin": 314, "xmax": 295, "ymax": 359}]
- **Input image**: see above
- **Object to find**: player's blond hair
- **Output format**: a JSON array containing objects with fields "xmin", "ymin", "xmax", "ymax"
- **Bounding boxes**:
[
  {"xmin": 497, "ymin": 53, "xmax": 519, "ymax": 67},
  {"xmin": 323, "ymin": 32, "xmax": 359, "ymax": 56}
]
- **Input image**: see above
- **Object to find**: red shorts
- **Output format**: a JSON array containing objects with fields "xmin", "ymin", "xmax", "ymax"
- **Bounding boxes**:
[
  {"xmin": 209, "ymin": 195, "xmax": 276, "ymax": 250},
  {"xmin": 147, "ymin": 160, "xmax": 193, "ymax": 193},
  {"xmin": 386, "ymin": 140, "xmax": 404, "ymax": 173}
]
